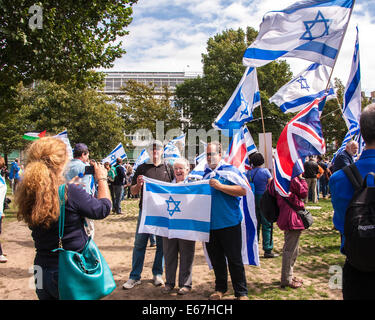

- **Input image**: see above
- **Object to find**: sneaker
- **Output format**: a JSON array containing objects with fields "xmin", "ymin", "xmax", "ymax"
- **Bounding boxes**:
[
  {"xmin": 122, "ymin": 279, "xmax": 141, "ymax": 289},
  {"xmin": 209, "ymin": 291, "xmax": 224, "ymax": 300},
  {"xmin": 0, "ymin": 255, "xmax": 7, "ymax": 263},
  {"xmin": 264, "ymin": 251, "xmax": 279, "ymax": 258},
  {"xmin": 178, "ymin": 287, "xmax": 191, "ymax": 295},
  {"xmin": 237, "ymin": 295, "xmax": 249, "ymax": 300},
  {"xmin": 153, "ymin": 275, "xmax": 164, "ymax": 287}
]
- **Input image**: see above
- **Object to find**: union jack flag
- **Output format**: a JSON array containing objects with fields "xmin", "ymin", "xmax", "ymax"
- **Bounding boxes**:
[
  {"xmin": 224, "ymin": 126, "xmax": 257, "ymax": 172},
  {"xmin": 273, "ymin": 95, "xmax": 327, "ymax": 197}
]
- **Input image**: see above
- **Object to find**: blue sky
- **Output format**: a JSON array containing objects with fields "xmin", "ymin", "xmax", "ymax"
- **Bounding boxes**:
[{"xmin": 104, "ymin": 0, "xmax": 375, "ymax": 95}]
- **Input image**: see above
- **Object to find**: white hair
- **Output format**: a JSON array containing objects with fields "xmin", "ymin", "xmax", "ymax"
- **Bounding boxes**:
[{"xmin": 173, "ymin": 157, "xmax": 190, "ymax": 169}]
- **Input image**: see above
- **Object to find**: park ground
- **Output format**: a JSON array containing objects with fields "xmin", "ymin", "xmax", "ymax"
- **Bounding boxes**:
[{"xmin": 0, "ymin": 187, "xmax": 345, "ymax": 300}]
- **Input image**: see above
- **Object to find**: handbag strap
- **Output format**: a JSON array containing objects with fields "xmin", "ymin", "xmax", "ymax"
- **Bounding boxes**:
[{"xmin": 58, "ymin": 184, "xmax": 66, "ymax": 248}]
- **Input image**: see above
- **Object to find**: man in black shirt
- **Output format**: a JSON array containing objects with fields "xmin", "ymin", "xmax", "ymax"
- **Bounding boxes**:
[
  {"xmin": 123, "ymin": 140, "xmax": 174, "ymax": 290},
  {"xmin": 303, "ymin": 156, "xmax": 319, "ymax": 203},
  {"xmin": 112, "ymin": 158, "xmax": 126, "ymax": 214}
]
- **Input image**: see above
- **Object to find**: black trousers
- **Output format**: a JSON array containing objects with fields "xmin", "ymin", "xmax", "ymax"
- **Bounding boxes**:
[
  {"xmin": 343, "ymin": 260, "xmax": 375, "ymax": 300},
  {"xmin": 205, "ymin": 223, "xmax": 248, "ymax": 297}
]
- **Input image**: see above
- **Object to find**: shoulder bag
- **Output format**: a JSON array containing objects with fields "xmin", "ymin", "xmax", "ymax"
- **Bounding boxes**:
[{"xmin": 53, "ymin": 184, "xmax": 116, "ymax": 300}]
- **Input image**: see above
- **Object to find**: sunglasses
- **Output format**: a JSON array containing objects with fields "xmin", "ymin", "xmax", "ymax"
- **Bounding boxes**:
[{"xmin": 206, "ymin": 152, "xmax": 218, "ymax": 156}]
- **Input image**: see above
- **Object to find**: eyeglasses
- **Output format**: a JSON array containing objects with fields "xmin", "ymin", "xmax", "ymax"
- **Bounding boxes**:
[{"xmin": 206, "ymin": 152, "xmax": 218, "ymax": 156}]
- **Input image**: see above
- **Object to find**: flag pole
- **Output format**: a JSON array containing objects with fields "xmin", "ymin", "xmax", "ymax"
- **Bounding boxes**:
[
  {"xmin": 324, "ymin": 0, "xmax": 356, "ymax": 93},
  {"xmin": 323, "ymin": 0, "xmax": 356, "ymax": 139},
  {"xmin": 259, "ymin": 98, "xmax": 269, "ymax": 169}
]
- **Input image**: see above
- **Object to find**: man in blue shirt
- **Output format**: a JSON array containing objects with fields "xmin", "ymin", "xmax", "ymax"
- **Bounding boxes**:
[
  {"xmin": 332, "ymin": 140, "xmax": 358, "ymax": 173},
  {"xmin": 204, "ymin": 142, "xmax": 249, "ymax": 300},
  {"xmin": 330, "ymin": 103, "xmax": 375, "ymax": 300}
]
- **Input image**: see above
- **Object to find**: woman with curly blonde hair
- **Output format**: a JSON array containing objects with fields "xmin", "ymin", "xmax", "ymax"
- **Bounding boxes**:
[{"xmin": 16, "ymin": 137, "xmax": 112, "ymax": 300}]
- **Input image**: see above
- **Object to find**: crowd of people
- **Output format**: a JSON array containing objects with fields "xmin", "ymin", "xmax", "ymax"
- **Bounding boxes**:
[{"xmin": 1, "ymin": 103, "xmax": 374, "ymax": 300}]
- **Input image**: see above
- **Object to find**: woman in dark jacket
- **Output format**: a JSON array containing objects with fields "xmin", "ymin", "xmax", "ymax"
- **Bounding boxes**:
[
  {"xmin": 269, "ymin": 174, "xmax": 308, "ymax": 289},
  {"xmin": 15, "ymin": 137, "xmax": 112, "ymax": 300}
]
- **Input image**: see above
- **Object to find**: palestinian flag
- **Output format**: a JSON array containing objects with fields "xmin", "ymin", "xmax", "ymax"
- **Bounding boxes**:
[{"xmin": 22, "ymin": 130, "xmax": 47, "ymax": 141}]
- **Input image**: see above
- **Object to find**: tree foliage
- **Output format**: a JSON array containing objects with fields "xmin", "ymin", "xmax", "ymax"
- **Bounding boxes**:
[
  {"xmin": 117, "ymin": 80, "xmax": 182, "ymax": 138},
  {"xmin": 8, "ymin": 81, "xmax": 125, "ymax": 159},
  {"xmin": 0, "ymin": 0, "xmax": 137, "ymax": 113}
]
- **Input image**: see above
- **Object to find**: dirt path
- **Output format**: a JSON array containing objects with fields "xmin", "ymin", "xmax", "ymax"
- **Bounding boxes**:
[{"xmin": 0, "ymin": 200, "xmax": 343, "ymax": 300}]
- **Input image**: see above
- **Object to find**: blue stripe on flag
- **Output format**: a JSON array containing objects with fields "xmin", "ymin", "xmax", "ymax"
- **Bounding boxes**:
[
  {"xmin": 145, "ymin": 182, "xmax": 211, "ymax": 195},
  {"xmin": 242, "ymin": 195, "xmax": 257, "ymax": 265},
  {"xmin": 294, "ymin": 41, "xmax": 338, "ymax": 60},
  {"xmin": 344, "ymin": 67, "xmax": 360, "ymax": 111},
  {"xmin": 278, "ymin": 89, "xmax": 334, "ymax": 113},
  {"xmin": 282, "ymin": 0, "xmax": 353, "ymax": 14},
  {"xmin": 243, "ymin": 48, "xmax": 287, "ymax": 61},
  {"xmin": 145, "ymin": 216, "xmax": 210, "ymax": 233}
]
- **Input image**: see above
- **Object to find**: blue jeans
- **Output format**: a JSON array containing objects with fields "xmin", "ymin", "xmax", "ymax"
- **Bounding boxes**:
[
  {"xmin": 34, "ymin": 266, "xmax": 59, "ymax": 300},
  {"xmin": 129, "ymin": 210, "xmax": 164, "ymax": 280}
]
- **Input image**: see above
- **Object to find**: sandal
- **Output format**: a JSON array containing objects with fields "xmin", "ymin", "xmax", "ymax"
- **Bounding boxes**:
[
  {"xmin": 292, "ymin": 277, "xmax": 303, "ymax": 284},
  {"xmin": 281, "ymin": 279, "xmax": 303, "ymax": 289}
]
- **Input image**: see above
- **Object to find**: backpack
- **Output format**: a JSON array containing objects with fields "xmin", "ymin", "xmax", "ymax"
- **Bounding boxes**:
[
  {"xmin": 260, "ymin": 181, "xmax": 279, "ymax": 223},
  {"xmin": 108, "ymin": 165, "xmax": 117, "ymax": 182},
  {"xmin": 343, "ymin": 164, "xmax": 375, "ymax": 272}
]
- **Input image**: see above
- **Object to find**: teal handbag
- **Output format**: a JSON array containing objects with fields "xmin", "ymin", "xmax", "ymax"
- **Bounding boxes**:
[{"xmin": 53, "ymin": 184, "xmax": 116, "ymax": 300}]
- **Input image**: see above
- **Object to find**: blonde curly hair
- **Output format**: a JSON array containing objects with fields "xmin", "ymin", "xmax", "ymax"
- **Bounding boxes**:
[{"xmin": 16, "ymin": 137, "xmax": 68, "ymax": 229}]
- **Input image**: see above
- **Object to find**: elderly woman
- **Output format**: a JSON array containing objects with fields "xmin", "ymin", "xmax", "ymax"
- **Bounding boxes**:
[
  {"xmin": 15, "ymin": 137, "xmax": 112, "ymax": 300},
  {"xmin": 161, "ymin": 157, "xmax": 195, "ymax": 295}
]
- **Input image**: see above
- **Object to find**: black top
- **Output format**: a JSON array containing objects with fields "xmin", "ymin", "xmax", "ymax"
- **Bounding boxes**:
[
  {"xmin": 114, "ymin": 165, "xmax": 126, "ymax": 186},
  {"xmin": 303, "ymin": 160, "xmax": 319, "ymax": 179},
  {"xmin": 31, "ymin": 184, "xmax": 111, "ymax": 268},
  {"xmin": 332, "ymin": 150, "xmax": 354, "ymax": 173},
  {"xmin": 132, "ymin": 162, "xmax": 174, "ymax": 208}
]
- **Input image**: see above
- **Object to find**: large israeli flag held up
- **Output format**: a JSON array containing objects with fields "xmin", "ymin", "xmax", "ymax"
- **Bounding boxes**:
[
  {"xmin": 343, "ymin": 26, "xmax": 361, "ymax": 131},
  {"xmin": 213, "ymin": 67, "xmax": 260, "ymax": 131},
  {"xmin": 269, "ymin": 63, "xmax": 336, "ymax": 113},
  {"xmin": 139, "ymin": 177, "xmax": 212, "ymax": 242},
  {"xmin": 102, "ymin": 143, "xmax": 127, "ymax": 166},
  {"xmin": 243, "ymin": 0, "xmax": 354, "ymax": 68}
]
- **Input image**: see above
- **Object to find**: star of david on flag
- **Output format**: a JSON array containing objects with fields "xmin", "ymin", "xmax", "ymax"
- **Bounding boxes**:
[
  {"xmin": 101, "ymin": 143, "xmax": 127, "ymax": 166},
  {"xmin": 243, "ymin": 0, "xmax": 354, "ymax": 68},
  {"xmin": 165, "ymin": 196, "xmax": 181, "ymax": 216},
  {"xmin": 213, "ymin": 67, "xmax": 260, "ymax": 132},
  {"xmin": 269, "ymin": 62, "xmax": 335, "ymax": 113},
  {"xmin": 300, "ymin": 10, "xmax": 331, "ymax": 41}
]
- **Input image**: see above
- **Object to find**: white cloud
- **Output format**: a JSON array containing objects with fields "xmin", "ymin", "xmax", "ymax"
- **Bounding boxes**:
[{"xmin": 104, "ymin": 0, "xmax": 375, "ymax": 94}]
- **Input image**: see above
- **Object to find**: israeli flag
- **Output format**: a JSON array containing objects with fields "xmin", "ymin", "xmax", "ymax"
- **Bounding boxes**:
[
  {"xmin": 243, "ymin": 0, "xmax": 354, "ymax": 68},
  {"xmin": 270, "ymin": 63, "xmax": 336, "ymax": 113},
  {"xmin": 139, "ymin": 177, "xmax": 212, "ymax": 242},
  {"xmin": 102, "ymin": 143, "xmax": 127, "ymax": 166},
  {"xmin": 213, "ymin": 67, "xmax": 260, "ymax": 130},
  {"xmin": 343, "ymin": 27, "xmax": 361, "ymax": 131},
  {"xmin": 133, "ymin": 148, "xmax": 150, "ymax": 171},
  {"xmin": 188, "ymin": 155, "xmax": 207, "ymax": 181},
  {"xmin": 54, "ymin": 130, "xmax": 73, "ymax": 160}
]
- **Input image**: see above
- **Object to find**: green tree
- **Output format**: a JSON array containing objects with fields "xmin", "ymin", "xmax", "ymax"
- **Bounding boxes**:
[
  {"xmin": 1, "ymin": 0, "xmax": 137, "ymax": 113},
  {"xmin": 117, "ymin": 80, "xmax": 182, "ymax": 137},
  {"xmin": 15, "ymin": 81, "xmax": 125, "ymax": 159},
  {"xmin": 175, "ymin": 27, "xmax": 293, "ymax": 144}
]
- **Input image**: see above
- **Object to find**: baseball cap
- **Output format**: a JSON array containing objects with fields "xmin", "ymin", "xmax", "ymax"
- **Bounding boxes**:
[{"xmin": 73, "ymin": 143, "xmax": 89, "ymax": 157}]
